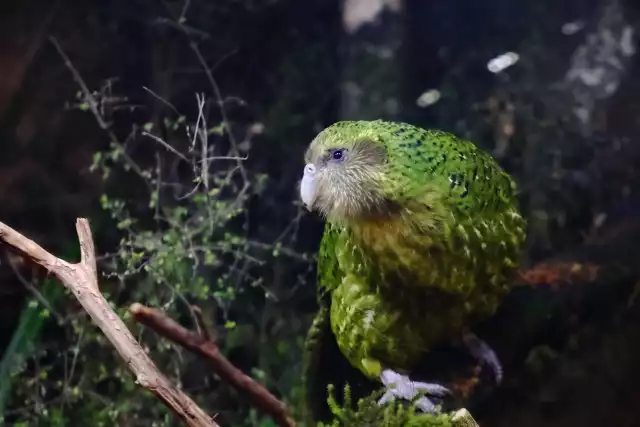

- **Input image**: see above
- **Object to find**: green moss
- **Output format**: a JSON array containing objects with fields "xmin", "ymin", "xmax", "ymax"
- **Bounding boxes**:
[{"xmin": 319, "ymin": 383, "xmax": 478, "ymax": 427}]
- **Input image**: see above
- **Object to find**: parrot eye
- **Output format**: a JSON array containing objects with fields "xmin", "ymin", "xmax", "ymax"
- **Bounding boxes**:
[{"xmin": 328, "ymin": 148, "xmax": 346, "ymax": 162}]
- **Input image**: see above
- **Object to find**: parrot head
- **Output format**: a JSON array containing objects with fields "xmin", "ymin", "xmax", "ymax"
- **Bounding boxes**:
[{"xmin": 300, "ymin": 121, "xmax": 392, "ymax": 222}]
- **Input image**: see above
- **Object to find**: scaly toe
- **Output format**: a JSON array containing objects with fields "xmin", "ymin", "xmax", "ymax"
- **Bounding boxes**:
[
  {"xmin": 377, "ymin": 369, "xmax": 450, "ymax": 413},
  {"xmin": 463, "ymin": 332, "xmax": 503, "ymax": 384},
  {"xmin": 415, "ymin": 396, "xmax": 437, "ymax": 413},
  {"xmin": 410, "ymin": 380, "xmax": 451, "ymax": 396}
]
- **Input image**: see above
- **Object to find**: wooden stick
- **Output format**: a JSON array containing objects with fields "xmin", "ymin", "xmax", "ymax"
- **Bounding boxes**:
[{"xmin": 130, "ymin": 303, "xmax": 296, "ymax": 427}]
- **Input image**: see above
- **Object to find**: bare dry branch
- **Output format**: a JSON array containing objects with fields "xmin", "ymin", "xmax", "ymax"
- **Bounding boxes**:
[
  {"xmin": 0, "ymin": 218, "xmax": 218, "ymax": 427},
  {"xmin": 129, "ymin": 303, "xmax": 296, "ymax": 427}
]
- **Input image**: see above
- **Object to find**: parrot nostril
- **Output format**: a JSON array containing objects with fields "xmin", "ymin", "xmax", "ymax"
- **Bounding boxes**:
[{"xmin": 305, "ymin": 164, "xmax": 316, "ymax": 175}]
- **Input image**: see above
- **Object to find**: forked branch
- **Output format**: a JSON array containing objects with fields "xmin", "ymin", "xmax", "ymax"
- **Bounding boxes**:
[{"xmin": 0, "ymin": 218, "xmax": 217, "ymax": 427}]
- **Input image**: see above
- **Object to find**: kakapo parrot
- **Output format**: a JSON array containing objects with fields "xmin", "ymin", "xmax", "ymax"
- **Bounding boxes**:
[{"xmin": 300, "ymin": 120, "xmax": 527, "ymax": 413}]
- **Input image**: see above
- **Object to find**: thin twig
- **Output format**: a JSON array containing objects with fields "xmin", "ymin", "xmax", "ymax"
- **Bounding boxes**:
[
  {"xmin": 142, "ymin": 86, "xmax": 181, "ymax": 116},
  {"xmin": 178, "ymin": 0, "xmax": 192, "ymax": 24},
  {"xmin": 142, "ymin": 132, "xmax": 190, "ymax": 163},
  {"xmin": 196, "ymin": 93, "xmax": 210, "ymax": 190},
  {"xmin": 191, "ymin": 93, "xmax": 206, "ymax": 151},
  {"xmin": 5, "ymin": 252, "xmax": 64, "ymax": 324},
  {"xmin": 191, "ymin": 305, "xmax": 214, "ymax": 342},
  {"xmin": 49, "ymin": 37, "xmax": 147, "ymax": 181},
  {"xmin": 199, "ymin": 155, "xmax": 248, "ymax": 162},
  {"xmin": 186, "ymin": 39, "xmax": 249, "ymax": 183}
]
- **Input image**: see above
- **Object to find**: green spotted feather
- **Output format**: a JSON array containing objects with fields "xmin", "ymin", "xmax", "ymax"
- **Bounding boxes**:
[{"xmin": 301, "ymin": 120, "xmax": 526, "ymax": 420}]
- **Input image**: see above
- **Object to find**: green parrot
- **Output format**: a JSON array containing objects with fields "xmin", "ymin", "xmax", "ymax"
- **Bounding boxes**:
[{"xmin": 300, "ymin": 120, "xmax": 527, "ymax": 413}]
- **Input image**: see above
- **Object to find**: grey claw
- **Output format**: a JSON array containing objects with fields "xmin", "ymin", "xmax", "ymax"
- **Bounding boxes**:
[
  {"xmin": 411, "ymin": 382, "xmax": 451, "ymax": 396},
  {"xmin": 414, "ymin": 396, "xmax": 437, "ymax": 413},
  {"xmin": 463, "ymin": 332, "xmax": 503, "ymax": 384},
  {"xmin": 377, "ymin": 369, "xmax": 449, "ymax": 413},
  {"xmin": 378, "ymin": 390, "xmax": 395, "ymax": 406}
]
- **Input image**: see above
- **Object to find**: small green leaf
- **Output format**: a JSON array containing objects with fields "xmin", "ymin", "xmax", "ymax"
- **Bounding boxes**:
[{"xmin": 224, "ymin": 320, "xmax": 236, "ymax": 329}]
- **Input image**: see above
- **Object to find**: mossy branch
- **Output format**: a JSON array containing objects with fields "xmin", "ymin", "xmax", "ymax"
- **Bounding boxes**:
[{"xmin": 320, "ymin": 383, "xmax": 479, "ymax": 427}]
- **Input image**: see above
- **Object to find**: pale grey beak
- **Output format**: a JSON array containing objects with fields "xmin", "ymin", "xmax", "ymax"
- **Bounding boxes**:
[{"xmin": 300, "ymin": 163, "xmax": 317, "ymax": 211}]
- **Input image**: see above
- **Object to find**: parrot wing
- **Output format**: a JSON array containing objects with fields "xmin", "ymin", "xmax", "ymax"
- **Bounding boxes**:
[{"xmin": 302, "ymin": 224, "xmax": 377, "ymax": 423}]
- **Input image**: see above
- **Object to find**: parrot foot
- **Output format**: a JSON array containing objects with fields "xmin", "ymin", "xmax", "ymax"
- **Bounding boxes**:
[
  {"xmin": 462, "ymin": 332, "xmax": 503, "ymax": 384},
  {"xmin": 378, "ymin": 369, "xmax": 451, "ymax": 413}
]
